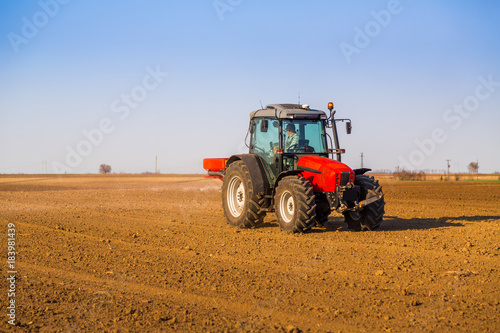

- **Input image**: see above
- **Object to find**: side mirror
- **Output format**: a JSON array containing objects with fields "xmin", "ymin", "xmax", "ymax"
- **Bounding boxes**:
[
  {"xmin": 346, "ymin": 121, "xmax": 352, "ymax": 134},
  {"xmin": 250, "ymin": 120, "xmax": 255, "ymax": 134},
  {"xmin": 260, "ymin": 119, "xmax": 268, "ymax": 133}
]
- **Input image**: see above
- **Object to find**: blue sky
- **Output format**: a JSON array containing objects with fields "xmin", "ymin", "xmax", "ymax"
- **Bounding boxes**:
[{"xmin": 1, "ymin": 0, "xmax": 499, "ymax": 174}]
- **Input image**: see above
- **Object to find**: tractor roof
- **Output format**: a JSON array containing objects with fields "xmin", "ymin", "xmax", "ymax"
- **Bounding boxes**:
[{"xmin": 249, "ymin": 104, "xmax": 327, "ymax": 120}]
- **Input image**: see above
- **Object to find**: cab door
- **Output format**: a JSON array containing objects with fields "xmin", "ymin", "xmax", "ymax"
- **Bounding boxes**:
[{"xmin": 250, "ymin": 118, "xmax": 280, "ymax": 183}]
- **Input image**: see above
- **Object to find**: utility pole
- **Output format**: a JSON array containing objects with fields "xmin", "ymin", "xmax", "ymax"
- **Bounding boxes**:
[
  {"xmin": 360, "ymin": 152, "xmax": 364, "ymax": 169},
  {"xmin": 155, "ymin": 155, "xmax": 158, "ymax": 175},
  {"xmin": 445, "ymin": 159, "xmax": 451, "ymax": 179}
]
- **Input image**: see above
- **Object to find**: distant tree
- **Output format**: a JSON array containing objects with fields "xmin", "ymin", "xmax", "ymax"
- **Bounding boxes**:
[
  {"xmin": 467, "ymin": 162, "xmax": 478, "ymax": 174},
  {"xmin": 99, "ymin": 164, "xmax": 112, "ymax": 174}
]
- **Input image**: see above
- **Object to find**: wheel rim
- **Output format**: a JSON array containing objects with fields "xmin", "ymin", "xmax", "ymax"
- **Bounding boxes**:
[
  {"xmin": 279, "ymin": 190, "xmax": 294, "ymax": 223},
  {"xmin": 349, "ymin": 211, "xmax": 362, "ymax": 221},
  {"xmin": 227, "ymin": 176, "xmax": 245, "ymax": 217}
]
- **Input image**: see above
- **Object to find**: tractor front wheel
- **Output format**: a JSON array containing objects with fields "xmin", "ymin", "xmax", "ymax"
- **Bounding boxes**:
[
  {"xmin": 314, "ymin": 193, "xmax": 331, "ymax": 226},
  {"xmin": 343, "ymin": 174, "xmax": 385, "ymax": 231},
  {"xmin": 222, "ymin": 160, "xmax": 266, "ymax": 228},
  {"xmin": 274, "ymin": 176, "xmax": 316, "ymax": 233}
]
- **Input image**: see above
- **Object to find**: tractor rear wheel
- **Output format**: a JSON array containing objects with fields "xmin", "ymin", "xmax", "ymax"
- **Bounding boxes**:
[
  {"xmin": 343, "ymin": 175, "xmax": 385, "ymax": 231},
  {"xmin": 274, "ymin": 176, "xmax": 316, "ymax": 233},
  {"xmin": 222, "ymin": 160, "xmax": 266, "ymax": 228}
]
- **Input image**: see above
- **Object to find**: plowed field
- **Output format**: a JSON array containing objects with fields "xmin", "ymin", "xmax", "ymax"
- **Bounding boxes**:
[{"xmin": 1, "ymin": 175, "xmax": 499, "ymax": 332}]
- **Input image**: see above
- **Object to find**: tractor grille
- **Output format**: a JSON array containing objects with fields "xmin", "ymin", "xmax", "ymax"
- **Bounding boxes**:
[{"xmin": 340, "ymin": 171, "xmax": 350, "ymax": 186}]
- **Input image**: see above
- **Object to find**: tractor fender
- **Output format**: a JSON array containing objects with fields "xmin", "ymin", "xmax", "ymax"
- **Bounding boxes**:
[
  {"xmin": 273, "ymin": 170, "xmax": 303, "ymax": 198},
  {"xmin": 227, "ymin": 154, "xmax": 270, "ymax": 196},
  {"xmin": 353, "ymin": 168, "xmax": 372, "ymax": 175}
]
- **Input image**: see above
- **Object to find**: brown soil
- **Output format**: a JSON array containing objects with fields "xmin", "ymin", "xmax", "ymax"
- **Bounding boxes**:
[{"xmin": 1, "ymin": 175, "xmax": 499, "ymax": 332}]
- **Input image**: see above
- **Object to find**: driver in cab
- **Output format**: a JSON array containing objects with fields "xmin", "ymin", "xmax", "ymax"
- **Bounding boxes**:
[{"xmin": 284, "ymin": 123, "xmax": 299, "ymax": 152}]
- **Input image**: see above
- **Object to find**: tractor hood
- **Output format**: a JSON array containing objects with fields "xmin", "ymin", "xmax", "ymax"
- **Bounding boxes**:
[{"xmin": 297, "ymin": 156, "xmax": 355, "ymax": 192}]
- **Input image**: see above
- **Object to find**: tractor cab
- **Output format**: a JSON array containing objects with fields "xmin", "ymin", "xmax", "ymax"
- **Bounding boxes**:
[{"xmin": 249, "ymin": 104, "xmax": 330, "ymax": 183}]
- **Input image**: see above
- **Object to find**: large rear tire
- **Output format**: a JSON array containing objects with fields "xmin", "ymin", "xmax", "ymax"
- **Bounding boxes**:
[
  {"xmin": 222, "ymin": 160, "xmax": 266, "ymax": 228},
  {"xmin": 274, "ymin": 176, "xmax": 316, "ymax": 233},
  {"xmin": 344, "ymin": 175, "xmax": 385, "ymax": 231}
]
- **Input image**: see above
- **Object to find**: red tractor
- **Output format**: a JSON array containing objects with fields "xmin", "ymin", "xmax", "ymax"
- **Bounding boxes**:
[{"xmin": 204, "ymin": 103, "xmax": 384, "ymax": 233}]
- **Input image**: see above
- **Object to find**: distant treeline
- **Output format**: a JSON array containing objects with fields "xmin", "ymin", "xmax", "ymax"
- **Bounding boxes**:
[{"xmin": 393, "ymin": 168, "xmax": 426, "ymax": 181}]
